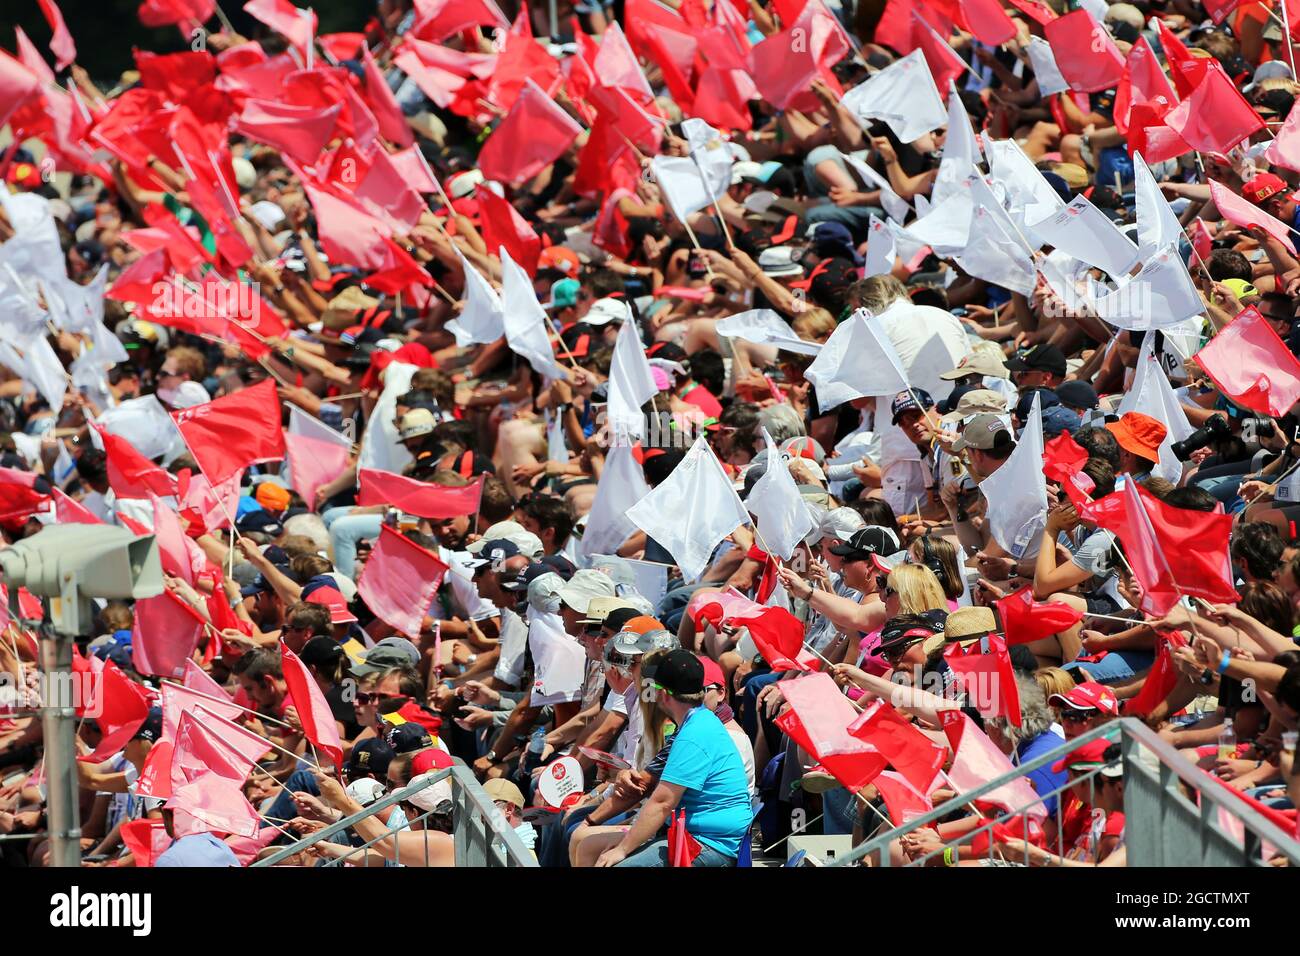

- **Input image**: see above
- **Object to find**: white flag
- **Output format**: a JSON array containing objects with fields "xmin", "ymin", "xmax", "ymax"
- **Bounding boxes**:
[
  {"xmin": 981, "ymin": 133, "xmax": 1063, "ymax": 247},
  {"xmin": 804, "ymin": 308, "xmax": 910, "ymax": 412},
  {"xmin": 680, "ymin": 117, "xmax": 734, "ymax": 200},
  {"xmin": 0, "ymin": 333, "xmax": 67, "ymax": 413},
  {"xmin": 357, "ymin": 361, "xmax": 418, "ymax": 475},
  {"xmin": 1090, "ymin": 244, "xmax": 1204, "ymax": 331},
  {"xmin": 92, "ymin": 394, "xmax": 182, "ymax": 462},
  {"xmin": 607, "ymin": 318, "xmax": 657, "ymax": 440},
  {"xmin": 840, "ymin": 50, "xmax": 947, "ymax": 143},
  {"xmin": 745, "ymin": 430, "xmax": 815, "ymax": 560},
  {"xmin": 1031, "ymin": 194, "xmax": 1139, "ymax": 279},
  {"xmin": 1133, "ymin": 151, "xmax": 1185, "ymax": 260},
  {"xmin": 1117, "ymin": 331, "xmax": 1194, "ymax": 483},
  {"xmin": 625, "ymin": 434, "xmax": 750, "ymax": 582},
  {"xmin": 581, "ymin": 443, "xmax": 650, "ymax": 558},
  {"xmin": 957, "ymin": 204, "xmax": 1037, "ymax": 295},
  {"xmin": 527, "ymin": 610, "xmax": 587, "ymax": 704},
  {"xmin": 899, "ymin": 182, "xmax": 973, "ymax": 257},
  {"xmin": 1026, "ymin": 36, "xmax": 1069, "ymax": 96},
  {"xmin": 446, "ymin": 247, "xmax": 505, "ymax": 347},
  {"xmin": 651, "ymin": 155, "xmax": 717, "ymax": 225},
  {"xmin": 932, "ymin": 83, "xmax": 982, "ymax": 208},
  {"xmin": 980, "ymin": 393, "xmax": 1047, "ymax": 559},
  {"xmin": 864, "ymin": 214, "xmax": 897, "ymax": 278},
  {"xmin": 499, "ymin": 245, "xmax": 567, "ymax": 380},
  {"xmin": 715, "ymin": 309, "xmax": 824, "ymax": 355}
]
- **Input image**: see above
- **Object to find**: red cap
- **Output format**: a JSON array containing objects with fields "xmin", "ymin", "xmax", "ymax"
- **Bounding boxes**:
[
  {"xmin": 411, "ymin": 746, "xmax": 454, "ymax": 775},
  {"xmin": 698, "ymin": 655, "xmax": 726, "ymax": 689},
  {"xmin": 305, "ymin": 586, "xmax": 358, "ymax": 625},
  {"xmin": 1048, "ymin": 681, "xmax": 1119, "ymax": 716},
  {"xmin": 1242, "ymin": 173, "xmax": 1299, "ymax": 205},
  {"xmin": 1051, "ymin": 737, "xmax": 1111, "ymax": 773}
]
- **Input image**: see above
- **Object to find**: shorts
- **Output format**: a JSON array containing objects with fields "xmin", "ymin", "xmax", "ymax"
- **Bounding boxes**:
[{"xmin": 1084, "ymin": 592, "xmax": 1121, "ymax": 616}]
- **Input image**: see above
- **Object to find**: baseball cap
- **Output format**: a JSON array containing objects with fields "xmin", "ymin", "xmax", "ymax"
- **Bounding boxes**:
[
  {"xmin": 406, "ymin": 769, "xmax": 454, "ymax": 811},
  {"xmin": 1048, "ymin": 681, "xmax": 1120, "ymax": 716},
  {"xmin": 1105, "ymin": 411, "xmax": 1167, "ymax": 464},
  {"xmin": 584, "ymin": 297, "xmax": 632, "ymax": 325},
  {"xmin": 939, "ymin": 388, "xmax": 1008, "ymax": 423},
  {"xmin": 758, "ymin": 246, "xmax": 804, "ymax": 277},
  {"xmin": 818, "ymin": 506, "xmax": 866, "ymax": 544},
  {"xmin": 344, "ymin": 737, "xmax": 395, "ymax": 779},
  {"xmin": 874, "ymin": 610, "xmax": 948, "ymax": 659},
  {"xmin": 351, "ymin": 637, "xmax": 422, "ymax": 677},
  {"xmin": 398, "ymin": 408, "xmax": 438, "ymax": 441},
  {"xmin": 781, "ymin": 435, "xmax": 826, "ymax": 465},
  {"xmin": 643, "ymin": 648, "xmax": 705, "ymax": 696},
  {"xmin": 544, "ymin": 277, "xmax": 581, "ymax": 310},
  {"xmin": 346, "ymin": 778, "xmax": 387, "ymax": 806},
  {"xmin": 1242, "ymin": 172, "xmax": 1300, "ymax": 205},
  {"xmin": 1006, "ymin": 343, "xmax": 1067, "ymax": 377},
  {"xmin": 1221, "ymin": 277, "xmax": 1260, "ymax": 300},
  {"xmin": 556, "ymin": 568, "xmax": 616, "ymax": 614},
  {"xmin": 939, "ymin": 350, "xmax": 1011, "ymax": 380},
  {"xmin": 302, "ymin": 581, "xmax": 358, "ymax": 624},
  {"xmin": 466, "ymin": 521, "xmax": 544, "ymax": 558},
  {"xmin": 299, "ymin": 635, "xmax": 347, "ymax": 670},
  {"xmin": 1055, "ymin": 380, "xmax": 1099, "ymax": 411},
  {"xmin": 1041, "ymin": 405, "xmax": 1081, "ymax": 439},
  {"xmin": 236, "ymin": 509, "xmax": 284, "ymax": 538},
  {"xmin": 889, "ymin": 388, "xmax": 936, "ymax": 424},
  {"xmin": 951, "ymin": 413, "xmax": 1013, "ymax": 452},
  {"xmin": 1050, "ymin": 737, "xmax": 1117, "ymax": 773},
  {"xmin": 603, "ymin": 606, "xmax": 645, "ymax": 634},
  {"xmin": 482, "ymin": 777, "xmax": 526, "ymax": 808},
  {"xmin": 132, "ymin": 707, "xmax": 164, "ymax": 743},
  {"xmin": 830, "ymin": 526, "xmax": 903, "ymax": 561},
  {"xmin": 1015, "ymin": 387, "xmax": 1060, "ymax": 422},
  {"xmin": 539, "ymin": 246, "xmax": 581, "ymax": 276},
  {"xmin": 386, "ymin": 721, "xmax": 435, "ymax": 754},
  {"xmin": 699, "ymin": 655, "xmax": 726, "ymax": 689},
  {"xmin": 465, "ymin": 538, "xmax": 522, "ymax": 570}
]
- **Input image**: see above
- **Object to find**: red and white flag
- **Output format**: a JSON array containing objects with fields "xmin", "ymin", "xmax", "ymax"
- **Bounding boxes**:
[{"xmin": 286, "ymin": 405, "xmax": 353, "ymax": 510}]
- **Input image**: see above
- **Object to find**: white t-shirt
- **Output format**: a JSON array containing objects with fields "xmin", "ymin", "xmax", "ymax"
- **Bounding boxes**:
[
  {"xmin": 492, "ymin": 609, "xmax": 528, "ymax": 688},
  {"xmin": 725, "ymin": 719, "xmax": 757, "ymax": 800}
]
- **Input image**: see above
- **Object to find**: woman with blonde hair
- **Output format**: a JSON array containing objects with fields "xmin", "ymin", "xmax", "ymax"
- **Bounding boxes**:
[{"xmin": 1034, "ymin": 666, "xmax": 1076, "ymax": 705}]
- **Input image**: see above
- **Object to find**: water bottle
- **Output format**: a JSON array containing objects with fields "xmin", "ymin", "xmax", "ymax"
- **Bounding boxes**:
[
  {"xmin": 1217, "ymin": 717, "xmax": 1236, "ymax": 763},
  {"xmin": 523, "ymin": 726, "xmax": 547, "ymax": 774}
]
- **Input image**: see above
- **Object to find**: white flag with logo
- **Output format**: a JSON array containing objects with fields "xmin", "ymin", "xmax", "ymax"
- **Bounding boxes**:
[
  {"xmin": 528, "ymin": 609, "xmax": 586, "ymax": 704},
  {"xmin": 932, "ymin": 84, "xmax": 982, "ymax": 208},
  {"xmin": 1031, "ymin": 194, "xmax": 1139, "ymax": 280},
  {"xmin": 864, "ymin": 214, "xmax": 898, "ymax": 278},
  {"xmin": 1117, "ymin": 331, "xmax": 1194, "ymax": 483},
  {"xmin": 805, "ymin": 309, "xmax": 911, "ymax": 413},
  {"xmin": 499, "ymin": 245, "xmax": 567, "ymax": 380},
  {"xmin": 626, "ymin": 434, "xmax": 750, "ymax": 582},
  {"xmin": 957, "ymin": 205, "xmax": 1036, "ymax": 295},
  {"xmin": 844, "ymin": 154, "xmax": 910, "ymax": 223},
  {"xmin": 681, "ymin": 117, "xmax": 734, "ymax": 201},
  {"xmin": 1026, "ymin": 36, "xmax": 1069, "ymax": 96},
  {"xmin": 981, "ymin": 133, "xmax": 1063, "ymax": 247},
  {"xmin": 745, "ymin": 430, "xmax": 815, "ymax": 560},
  {"xmin": 980, "ymin": 392, "xmax": 1047, "ymax": 559},
  {"xmin": 1090, "ymin": 244, "xmax": 1204, "ymax": 331}
]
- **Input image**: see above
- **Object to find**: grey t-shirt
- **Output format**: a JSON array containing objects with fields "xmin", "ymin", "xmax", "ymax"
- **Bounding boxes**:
[{"xmin": 1065, "ymin": 528, "xmax": 1117, "ymax": 586}]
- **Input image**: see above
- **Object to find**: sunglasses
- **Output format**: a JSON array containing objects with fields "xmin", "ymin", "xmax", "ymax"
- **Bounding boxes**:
[
  {"xmin": 355, "ymin": 691, "xmax": 406, "ymax": 706},
  {"xmin": 1060, "ymin": 709, "xmax": 1093, "ymax": 723}
]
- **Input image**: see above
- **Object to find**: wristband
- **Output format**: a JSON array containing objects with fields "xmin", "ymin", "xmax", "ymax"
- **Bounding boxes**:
[
  {"xmin": 1217, "ymin": 650, "xmax": 1231, "ymax": 675},
  {"xmin": 943, "ymin": 846, "xmax": 956, "ymax": 867}
]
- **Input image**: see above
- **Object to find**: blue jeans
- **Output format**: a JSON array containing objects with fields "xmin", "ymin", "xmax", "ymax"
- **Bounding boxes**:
[
  {"xmin": 739, "ymin": 668, "xmax": 783, "ymax": 741},
  {"xmin": 324, "ymin": 506, "xmax": 383, "ymax": 579},
  {"xmin": 1063, "ymin": 650, "xmax": 1155, "ymax": 685},
  {"xmin": 616, "ymin": 839, "xmax": 737, "ymax": 867},
  {"xmin": 822, "ymin": 786, "xmax": 859, "ymax": 836},
  {"xmin": 261, "ymin": 767, "xmax": 319, "ymax": 832},
  {"xmin": 537, "ymin": 803, "xmax": 632, "ymax": 867}
]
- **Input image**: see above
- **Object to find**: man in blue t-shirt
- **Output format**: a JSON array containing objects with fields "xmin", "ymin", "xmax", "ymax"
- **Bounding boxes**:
[{"xmin": 595, "ymin": 650, "xmax": 752, "ymax": 867}]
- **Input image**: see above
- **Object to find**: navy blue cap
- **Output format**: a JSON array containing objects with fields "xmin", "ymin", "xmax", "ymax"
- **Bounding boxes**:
[
  {"xmin": 345, "ymin": 737, "xmax": 396, "ymax": 778},
  {"xmin": 1041, "ymin": 404, "xmax": 1082, "ymax": 439},
  {"xmin": 386, "ymin": 722, "xmax": 434, "ymax": 754},
  {"xmin": 1055, "ymin": 380, "xmax": 1099, "ymax": 411},
  {"xmin": 1015, "ymin": 387, "xmax": 1060, "ymax": 422},
  {"xmin": 890, "ymin": 388, "xmax": 936, "ymax": 424},
  {"xmin": 236, "ymin": 509, "xmax": 284, "ymax": 537},
  {"xmin": 133, "ymin": 707, "xmax": 163, "ymax": 743}
]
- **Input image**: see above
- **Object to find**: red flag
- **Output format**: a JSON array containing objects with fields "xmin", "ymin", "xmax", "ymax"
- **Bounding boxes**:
[
  {"xmin": 133, "ymin": 589, "xmax": 205, "ymax": 678},
  {"xmin": 1195, "ymin": 305, "xmax": 1300, "ymax": 417},
  {"xmin": 1089, "ymin": 480, "xmax": 1238, "ymax": 616},
  {"xmin": 233, "ymin": 98, "xmax": 341, "ymax": 165},
  {"xmin": 943, "ymin": 633, "xmax": 1022, "ymax": 725},
  {"xmin": 51, "ymin": 488, "xmax": 103, "ymax": 525},
  {"xmin": 1041, "ymin": 431, "xmax": 1091, "ymax": 485},
  {"xmin": 183, "ymin": 659, "xmax": 244, "ymax": 721},
  {"xmin": 873, "ymin": 770, "xmax": 937, "ymax": 826},
  {"xmin": 748, "ymin": 1, "xmax": 847, "ymax": 112},
  {"xmin": 1208, "ymin": 179, "xmax": 1297, "ymax": 255},
  {"xmin": 357, "ymin": 468, "xmax": 484, "ymax": 518},
  {"xmin": 775, "ymin": 674, "xmax": 888, "ymax": 792},
  {"xmin": 994, "ymin": 586, "xmax": 1084, "ymax": 648},
  {"xmin": 351, "ymin": 148, "xmax": 428, "ymax": 233},
  {"xmin": 1151, "ymin": 17, "xmax": 1206, "ymax": 98},
  {"xmin": 172, "ymin": 707, "xmax": 272, "ymax": 788},
  {"xmin": 956, "ymin": 0, "xmax": 1016, "ymax": 45},
  {"xmin": 477, "ymin": 79, "xmax": 584, "ymax": 186},
  {"xmin": 726, "ymin": 606, "xmax": 810, "ymax": 672},
  {"xmin": 362, "ymin": 47, "xmax": 414, "ymax": 148},
  {"xmin": 244, "ymin": 0, "xmax": 317, "ymax": 52},
  {"xmin": 846, "ymin": 700, "xmax": 946, "ymax": 792},
  {"xmin": 475, "ymin": 184, "xmax": 542, "ymax": 275},
  {"xmin": 412, "ymin": 0, "xmax": 509, "ymax": 40},
  {"xmin": 1113, "ymin": 37, "xmax": 1177, "ymax": 136},
  {"xmin": 911, "ymin": 10, "xmax": 968, "ymax": 93},
  {"xmin": 79, "ymin": 661, "xmax": 152, "ymax": 763},
  {"xmin": 0, "ymin": 467, "xmax": 51, "ymax": 527},
  {"xmin": 168, "ymin": 771, "xmax": 261, "ymax": 837},
  {"xmin": 940, "ymin": 710, "xmax": 1047, "ymax": 819},
  {"xmin": 138, "ymin": 0, "xmax": 216, "ymax": 27},
  {"xmin": 0, "ymin": 50, "xmax": 43, "ymax": 133},
  {"xmin": 281, "ymin": 641, "xmax": 345, "ymax": 771},
  {"xmin": 120, "ymin": 818, "xmax": 171, "ymax": 867},
  {"xmin": 356, "ymin": 525, "xmax": 450, "ymax": 639},
  {"xmin": 1004, "ymin": 0, "xmax": 1056, "ymax": 23},
  {"xmin": 94, "ymin": 425, "xmax": 178, "ymax": 499},
  {"xmin": 135, "ymin": 49, "xmax": 216, "ymax": 102},
  {"xmin": 37, "ymin": 0, "xmax": 77, "ymax": 71},
  {"xmin": 666, "ymin": 809, "xmax": 704, "ymax": 866},
  {"xmin": 392, "ymin": 48, "xmax": 467, "ymax": 108},
  {"xmin": 481, "ymin": 9, "xmax": 560, "ymax": 113},
  {"xmin": 172, "ymin": 378, "xmax": 286, "ymax": 485},
  {"xmin": 1044, "ymin": 9, "xmax": 1123, "ymax": 94},
  {"xmin": 1162, "ymin": 62, "xmax": 1262, "ymax": 157},
  {"xmin": 14, "ymin": 26, "xmax": 55, "ymax": 86},
  {"xmin": 301, "ymin": 180, "xmax": 393, "ymax": 270},
  {"xmin": 1123, "ymin": 630, "xmax": 1187, "ymax": 716},
  {"xmin": 285, "ymin": 408, "xmax": 353, "ymax": 510}
]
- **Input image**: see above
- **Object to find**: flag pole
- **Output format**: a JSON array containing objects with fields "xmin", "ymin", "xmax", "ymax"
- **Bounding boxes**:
[{"xmin": 211, "ymin": 2, "xmax": 236, "ymax": 35}]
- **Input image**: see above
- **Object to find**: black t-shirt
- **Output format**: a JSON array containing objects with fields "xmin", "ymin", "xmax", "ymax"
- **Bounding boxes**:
[{"xmin": 326, "ymin": 683, "xmax": 363, "ymax": 740}]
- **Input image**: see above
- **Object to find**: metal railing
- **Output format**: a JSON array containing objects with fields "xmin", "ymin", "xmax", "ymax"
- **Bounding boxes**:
[
  {"xmin": 830, "ymin": 718, "xmax": 1300, "ymax": 867},
  {"xmin": 253, "ymin": 759, "xmax": 538, "ymax": 868}
]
